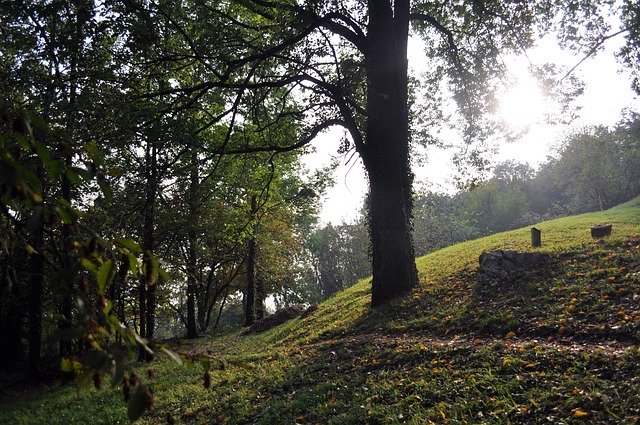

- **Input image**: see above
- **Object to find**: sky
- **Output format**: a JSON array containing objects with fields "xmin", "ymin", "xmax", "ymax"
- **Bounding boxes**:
[{"xmin": 304, "ymin": 28, "xmax": 640, "ymax": 225}]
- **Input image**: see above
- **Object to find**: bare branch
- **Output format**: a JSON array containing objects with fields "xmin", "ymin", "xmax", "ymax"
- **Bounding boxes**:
[
  {"xmin": 220, "ymin": 118, "xmax": 347, "ymax": 155},
  {"xmin": 561, "ymin": 27, "xmax": 629, "ymax": 81}
]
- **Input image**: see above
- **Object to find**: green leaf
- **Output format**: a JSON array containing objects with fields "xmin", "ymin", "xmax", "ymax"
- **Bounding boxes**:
[
  {"xmin": 56, "ymin": 197, "xmax": 80, "ymax": 224},
  {"xmin": 33, "ymin": 141, "xmax": 62, "ymax": 179},
  {"xmin": 161, "ymin": 347, "xmax": 183, "ymax": 365},
  {"xmin": 127, "ymin": 384, "xmax": 149, "ymax": 421},
  {"xmin": 106, "ymin": 313, "xmax": 121, "ymax": 333},
  {"xmin": 66, "ymin": 166, "xmax": 92, "ymax": 184},
  {"xmin": 97, "ymin": 177, "xmax": 112, "ymax": 202},
  {"xmin": 116, "ymin": 238, "xmax": 143, "ymax": 255},
  {"xmin": 159, "ymin": 267, "xmax": 171, "ymax": 283},
  {"xmin": 143, "ymin": 251, "xmax": 159, "ymax": 286},
  {"xmin": 102, "ymin": 298, "xmax": 112, "ymax": 314},
  {"xmin": 61, "ymin": 357, "xmax": 81, "ymax": 373},
  {"xmin": 83, "ymin": 141, "xmax": 102, "ymax": 165},
  {"xmin": 80, "ymin": 258, "xmax": 99, "ymax": 275},
  {"xmin": 96, "ymin": 260, "xmax": 116, "ymax": 294},
  {"xmin": 126, "ymin": 253, "xmax": 139, "ymax": 277},
  {"xmin": 133, "ymin": 333, "xmax": 153, "ymax": 355}
]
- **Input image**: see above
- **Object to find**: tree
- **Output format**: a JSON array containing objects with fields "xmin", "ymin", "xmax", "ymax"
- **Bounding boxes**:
[{"xmin": 138, "ymin": 0, "xmax": 578, "ymax": 306}]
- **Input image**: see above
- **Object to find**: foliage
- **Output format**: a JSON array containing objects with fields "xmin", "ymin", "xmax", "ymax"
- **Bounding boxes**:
[{"xmin": 305, "ymin": 220, "xmax": 371, "ymax": 300}]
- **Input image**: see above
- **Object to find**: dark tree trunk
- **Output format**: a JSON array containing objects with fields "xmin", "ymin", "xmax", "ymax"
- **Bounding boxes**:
[
  {"xmin": 255, "ymin": 273, "xmax": 265, "ymax": 320},
  {"xmin": 1, "ymin": 255, "xmax": 24, "ymax": 370},
  {"xmin": 245, "ymin": 237, "xmax": 256, "ymax": 326},
  {"xmin": 186, "ymin": 151, "xmax": 198, "ymax": 338},
  {"xmin": 58, "ymin": 0, "xmax": 86, "ymax": 361},
  {"xmin": 59, "ymin": 158, "xmax": 74, "ymax": 359},
  {"xmin": 144, "ymin": 144, "xmax": 158, "ymax": 341},
  {"xmin": 362, "ymin": 0, "xmax": 418, "ymax": 307},
  {"xmin": 28, "ymin": 225, "xmax": 44, "ymax": 378},
  {"xmin": 139, "ymin": 142, "xmax": 157, "ymax": 360},
  {"xmin": 244, "ymin": 196, "xmax": 258, "ymax": 326}
]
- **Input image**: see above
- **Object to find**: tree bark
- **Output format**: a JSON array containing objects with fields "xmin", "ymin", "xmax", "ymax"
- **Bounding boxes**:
[
  {"xmin": 139, "ymin": 141, "xmax": 157, "ymax": 360},
  {"xmin": 363, "ymin": 0, "xmax": 418, "ymax": 306},
  {"xmin": 28, "ymin": 224, "xmax": 44, "ymax": 378},
  {"xmin": 244, "ymin": 195, "xmax": 258, "ymax": 326},
  {"xmin": 59, "ymin": 163, "xmax": 74, "ymax": 359},
  {"xmin": 186, "ymin": 150, "xmax": 198, "ymax": 338},
  {"xmin": 255, "ymin": 273, "xmax": 265, "ymax": 320}
]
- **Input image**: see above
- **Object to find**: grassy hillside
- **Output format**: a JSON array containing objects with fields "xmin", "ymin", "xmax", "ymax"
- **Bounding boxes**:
[{"xmin": 3, "ymin": 198, "xmax": 640, "ymax": 424}]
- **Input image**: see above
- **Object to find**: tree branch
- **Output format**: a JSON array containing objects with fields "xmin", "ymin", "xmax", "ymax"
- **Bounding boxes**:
[{"xmin": 561, "ymin": 28, "xmax": 629, "ymax": 81}]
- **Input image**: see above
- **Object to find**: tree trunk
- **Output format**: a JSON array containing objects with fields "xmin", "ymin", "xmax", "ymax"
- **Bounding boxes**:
[
  {"xmin": 244, "ymin": 196, "xmax": 258, "ymax": 326},
  {"xmin": 59, "ymin": 155, "xmax": 74, "ymax": 359},
  {"xmin": 186, "ymin": 150, "xmax": 198, "ymax": 338},
  {"xmin": 28, "ymin": 225, "xmax": 44, "ymax": 378},
  {"xmin": 139, "ymin": 141, "xmax": 157, "ymax": 360},
  {"xmin": 255, "ymin": 273, "xmax": 265, "ymax": 320},
  {"xmin": 1, "ymin": 255, "xmax": 24, "ymax": 370},
  {"xmin": 363, "ymin": 0, "xmax": 418, "ymax": 307}
]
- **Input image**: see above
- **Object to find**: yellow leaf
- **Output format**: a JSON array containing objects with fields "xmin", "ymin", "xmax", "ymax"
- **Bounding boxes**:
[
  {"xmin": 502, "ymin": 358, "xmax": 512, "ymax": 366},
  {"xmin": 506, "ymin": 331, "xmax": 517, "ymax": 339},
  {"xmin": 573, "ymin": 408, "xmax": 589, "ymax": 418},
  {"xmin": 439, "ymin": 410, "xmax": 446, "ymax": 420}
]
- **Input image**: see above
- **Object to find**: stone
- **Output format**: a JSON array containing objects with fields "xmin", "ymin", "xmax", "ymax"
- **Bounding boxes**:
[
  {"xmin": 591, "ymin": 224, "xmax": 612, "ymax": 239},
  {"xmin": 478, "ymin": 250, "xmax": 551, "ymax": 286}
]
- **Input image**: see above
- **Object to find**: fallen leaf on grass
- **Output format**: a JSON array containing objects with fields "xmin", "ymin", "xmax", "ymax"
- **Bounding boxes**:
[{"xmin": 573, "ymin": 408, "xmax": 589, "ymax": 418}]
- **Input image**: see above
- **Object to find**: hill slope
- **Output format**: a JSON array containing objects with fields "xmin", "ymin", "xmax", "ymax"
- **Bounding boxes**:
[{"xmin": 4, "ymin": 198, "xmax": 640, "ymax": 424}]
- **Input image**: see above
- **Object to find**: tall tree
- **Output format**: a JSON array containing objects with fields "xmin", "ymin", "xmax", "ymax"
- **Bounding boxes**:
[{"xmin": 140, "ymin": 0, "xmax": 590, "ymax": 306}]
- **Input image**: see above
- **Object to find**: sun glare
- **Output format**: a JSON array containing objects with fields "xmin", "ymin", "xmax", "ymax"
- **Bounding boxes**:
[{"xmin": 498, "ymin": 79, "xmax": 548, "ymax": 130}]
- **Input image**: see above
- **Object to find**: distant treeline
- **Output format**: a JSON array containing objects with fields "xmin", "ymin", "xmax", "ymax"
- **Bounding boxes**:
[{"xmin": 307, "ymin": 113, "xmax": 640, "ymax": 296}]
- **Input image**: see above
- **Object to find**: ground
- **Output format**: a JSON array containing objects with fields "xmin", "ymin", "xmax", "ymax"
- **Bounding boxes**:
[{"xmin": 2, "ymin": 198, "xmax": 639, "ymax": 424}]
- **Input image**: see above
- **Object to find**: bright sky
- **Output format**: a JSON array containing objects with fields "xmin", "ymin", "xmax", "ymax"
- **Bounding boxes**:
[{"xmin": 304, "ymin": 30, "xmax": 640, "ymax": 225}]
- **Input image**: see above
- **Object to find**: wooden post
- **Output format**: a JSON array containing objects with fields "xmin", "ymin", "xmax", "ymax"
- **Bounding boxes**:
[{"xmin": 531, "ymin": 227, "xmax": 541, "ymax": 247}]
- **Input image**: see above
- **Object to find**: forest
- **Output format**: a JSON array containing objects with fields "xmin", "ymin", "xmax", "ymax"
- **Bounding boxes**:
[{"xmin": 1, "ymin": 0, "xmax": 640, "ymax": 423}]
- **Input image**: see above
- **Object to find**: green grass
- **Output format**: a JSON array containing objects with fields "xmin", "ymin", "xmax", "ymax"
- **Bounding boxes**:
[{"xmin": 3, "ymin": 197, "xmax": 640, "ymax": 424}]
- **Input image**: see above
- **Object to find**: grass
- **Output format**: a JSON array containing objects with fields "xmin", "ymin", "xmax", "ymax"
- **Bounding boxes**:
[{"xmin": 3, "ymin": 197, "xmax": 640, "ymax": 424}]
